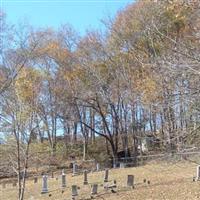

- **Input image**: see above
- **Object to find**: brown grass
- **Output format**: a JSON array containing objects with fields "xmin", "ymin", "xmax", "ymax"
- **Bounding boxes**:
[{"xmin": 0, "ymin": 160, "xmax": 199, "ymax": 200}]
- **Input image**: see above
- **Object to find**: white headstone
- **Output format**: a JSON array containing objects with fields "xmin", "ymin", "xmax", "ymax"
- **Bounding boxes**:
[
  {"xmin": 41, "ymin": 175, "xmax": 48, "ymax": 194},
  {"xmin": 196, "ymin": 165, "xmax": 200, "ymax": 181}
]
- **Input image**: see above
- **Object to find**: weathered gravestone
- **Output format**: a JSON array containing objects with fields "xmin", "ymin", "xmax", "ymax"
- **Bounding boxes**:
[
  {"xmin": 41, "ymin": 175, "xmax": 48, "ymax": 194},
  {"xmin": 127, "ymin": 175, "xmax": 134, "ymax": 188},
  {"xmin": 61, "ymin": 172, "xmax": 66, "ymax": 188},
  {"xmin": 91, "ymin": 184, "xmax": 98, "ymax": 195},
  {"xmin": 104, "ymin": 169, "xmax": 109, "ymax": 182},
  {"xmin": 72, "ymin": 162, "xmax": 78, "ymax": 176},
  {"xmin": 83, "ymin": 170, "xmax": 88, "ymax": 185},
  {"xmin": 71, "ymin": 185, "xmax": 78, "ymax": 200}
]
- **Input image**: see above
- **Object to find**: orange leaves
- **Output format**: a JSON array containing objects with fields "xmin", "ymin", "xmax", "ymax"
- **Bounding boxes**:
[
  {"xmin": 42, "ymin": 41, "xmax": 70, "ymax": 62},
  {"xmin": 36, "ymin": 40, "xmax": 70, "ymax": 64},
  {"xmin": 15, "ymin": 67, "xmax": 42, "ymax": 105},
  {"xmin": 29, "ymin": 29, "xmax": 72, "ymax": 63}
]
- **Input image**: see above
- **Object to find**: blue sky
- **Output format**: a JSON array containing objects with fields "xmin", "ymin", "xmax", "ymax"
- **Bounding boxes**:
[{"xmin": 2, "ymin": 0, "xmax": 134, "ymax": 35}]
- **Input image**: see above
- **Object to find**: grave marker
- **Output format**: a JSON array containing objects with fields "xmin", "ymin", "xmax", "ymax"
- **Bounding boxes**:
[
  {"xmin": 72, "ymin": 162, "xmax": 78, "ymax": 176},
  {"xmin": 41, "ymin": 175, "xmax": 48, "ymax": 194},
  {"xmin": 127, "ymin": 175, "xmax": 134, "ymax": 188},
  {"xmin": 61, "ymin": 172, "xmax": 66, "ymax": 188},
  {"xmin": 91, "ymin": 184, "xmax": 98, "ymax": 195},
  {"xmin": 71, "ymin": 185, "xmax": 78, "ymax": 199},
  {"xmin": 83, "ymin": 170, "xmax": 88, "ymax": 185},
  {"xmin": 196, "ymin": 165, "xmax": 200, "ymax": 181},
  {"xmin": 104, "ymin": 169, "xmax": 109, "ymax": 182}
]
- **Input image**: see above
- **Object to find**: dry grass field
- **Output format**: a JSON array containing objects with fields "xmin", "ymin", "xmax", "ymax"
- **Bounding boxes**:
[{"xmin": 1, "ymin": 160, "xmax": 200, "ymax": 200}]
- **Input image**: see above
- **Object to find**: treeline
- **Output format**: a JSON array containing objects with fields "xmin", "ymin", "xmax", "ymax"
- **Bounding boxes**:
[{"xmin": 0, "ymin": 0, "xmax": 200, "ymax": 162}]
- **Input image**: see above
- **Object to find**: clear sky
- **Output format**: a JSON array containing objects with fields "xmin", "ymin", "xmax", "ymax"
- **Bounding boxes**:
[{"xmin": 1, "ymin": 0, "xmax": 134, "ymax": 35}]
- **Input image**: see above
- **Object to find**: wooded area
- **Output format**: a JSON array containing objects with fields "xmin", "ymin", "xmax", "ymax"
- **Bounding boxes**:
[{"xmin": 0, "ymin": 1, "xmax": 200, "ymax": 199}]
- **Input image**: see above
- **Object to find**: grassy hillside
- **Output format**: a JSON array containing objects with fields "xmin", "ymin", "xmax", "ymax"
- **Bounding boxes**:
[{"xmin": 1, "ymin": 160, "xmax": 199, "ymax": 200}]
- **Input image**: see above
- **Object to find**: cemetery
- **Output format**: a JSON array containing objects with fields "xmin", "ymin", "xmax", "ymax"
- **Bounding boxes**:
[
  {"xmin": 1, "ymin": 157, "xmax": 200, "ymax": 200},
  {"xmin": 1, "ymin": 0, "xmax": 200, "ymax": 199}
]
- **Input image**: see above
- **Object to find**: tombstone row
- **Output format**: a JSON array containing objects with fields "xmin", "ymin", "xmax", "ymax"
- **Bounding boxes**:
[
  {"xmin": 41, "ymin": 171, "xmax": 67, "ymax": 194},
  {"xmin": 40, "ymin": 169, "xmax": 134, "ymax": 196},
  {"xmin": 1, "ymin": 168, "xmax": 135, "ymax": 199}
]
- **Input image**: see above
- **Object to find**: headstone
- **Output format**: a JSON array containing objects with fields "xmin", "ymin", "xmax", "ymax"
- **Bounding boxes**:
[
  {"xmin": 71, "ymin": 185, "xmax": 78, "ymax": 199},
  {"xmin": 72, "ymin": 162, "xmax": 78, "ymax": 176},
  {"xmin": 104, "ymin": 169, "xmax": 109, "ymax": 182},
  {"xmin": 96, "ymin": 163, "xmax": 100, "ymax": 171},
  {"xmin": 61, "ymin": 172, "xmax": 66, "ymax": 188},
  {"xmin": 127, "ymin": 175, "xmax": 134, "ymax": 188},
  {"xmin": 83, "ymin": 170, "xmax": 88, "ymax": 185},
  {"xmin": 34, "ymin": 177, "xmax": 38, "ymax": 184},
  {"xmin": 91, "ymin": 184, "xmax": 98, "ymax": 195},
  {"xmin": 41, "ymin": 175, "xmax": 48, "ymax": 194},
  {"xmin": 196, "ymin": 165, "xmax": 200, "ymax": 181}
]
